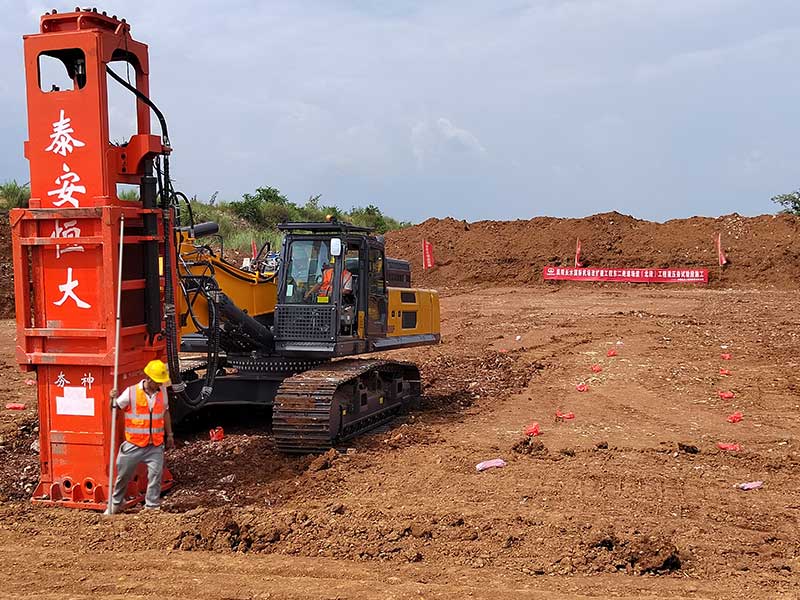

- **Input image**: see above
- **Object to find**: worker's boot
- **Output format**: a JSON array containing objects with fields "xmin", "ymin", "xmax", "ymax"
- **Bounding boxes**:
[{"xmin": 102, "ymin": 503, "xmax": 121, "ymax": 516}]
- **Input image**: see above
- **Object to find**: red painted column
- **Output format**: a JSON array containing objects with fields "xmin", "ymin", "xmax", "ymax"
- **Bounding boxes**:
[{"xmin": 13, "ymin": 9, "xmax": 172, "ymax": 509}]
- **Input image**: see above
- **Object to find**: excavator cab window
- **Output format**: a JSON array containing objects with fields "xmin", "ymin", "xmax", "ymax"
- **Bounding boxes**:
[
  {"xmin": 367, "ymin": 246, "xmax": 387, "ymax": 336},
  {"xmin": 282, "ymin": 238, "xmax": 331, "ymax": 304},
  {"xmin": 339, "ymin": 244, "xmax": 361, "ymax": 337}
]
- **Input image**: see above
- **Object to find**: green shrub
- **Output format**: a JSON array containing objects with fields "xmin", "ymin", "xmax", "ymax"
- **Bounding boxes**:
[
  {"xmin": 772, "ymin": 190, "xmax": 800, "ymax": 215},
  {"xmin": 0, "ymin": 180, "xmax": 30, "ymax": 209},
  {"xmin": 179, "ymin": 185, "xmax": 408, "ymax": 256}
]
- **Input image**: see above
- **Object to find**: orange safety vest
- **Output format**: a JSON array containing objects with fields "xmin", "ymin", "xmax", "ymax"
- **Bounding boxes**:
[
  {"xmin": 319, "ymin": 268, "xmax": 352, "ymax": 296},
  {"xmin": 319, "ymin": 268, "xmax": 335, "ymax": 295},
  {"xmin": 123, "ymin": 383, "xmax": 166, "ymax": 447}
]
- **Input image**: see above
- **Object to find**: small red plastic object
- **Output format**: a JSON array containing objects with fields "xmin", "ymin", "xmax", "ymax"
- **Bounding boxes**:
[
  {"xmin": 591, "ymin": 364, "xmax": 603, "ymax": 373},
  {"xmin": 718, "ymin": 390, "xmax": 735, "ymax": 400},
  {"xmin": 727, "ymin": 412, "xmax": 743, "ymax": 423},
  {"xmin": 209, "ymin": 426, "xmax": 225, "ymax": 442},
  {"xmin": 556, "ymin": 410, "xmax": 575, "ymax": 420},
  {"xmin": 5, "ymin": 403, "xmax": 25, "ymax": 410},
  {"xmin": 606, "ymin": 349, "xmax": 618, "ymax": 357},
  {"xmin": 524, "ymin": 422, "xmax": 540, "ymax": 437},
  {"xmin": 721, "ymin": 353, "xmax": 732, "ymax": 360},
  {"xmin": 576, "ymin": 383, "xmax": 589, "ymax": 392},
  {"xmin": 719, "ymin": 368, "xmax": 732, "ymax": 376},
  {"xmin": 717, "ymin": 442, "xmax": 740, "ymax": 452}
]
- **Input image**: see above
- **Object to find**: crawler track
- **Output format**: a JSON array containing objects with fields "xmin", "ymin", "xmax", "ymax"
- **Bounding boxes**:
[{"xmin": 272, "ymin": 358, "xmax": 421, "ymax": 453}]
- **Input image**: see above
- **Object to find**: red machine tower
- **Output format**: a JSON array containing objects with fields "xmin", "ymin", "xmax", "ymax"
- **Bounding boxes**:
[{"xmin": 12, "ymin": 8, "xmax": 173, "ymax": 509}]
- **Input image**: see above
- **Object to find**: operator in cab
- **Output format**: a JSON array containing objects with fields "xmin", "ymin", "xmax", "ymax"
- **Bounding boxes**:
[
  {"xmin": 305, "ymin": 262, "xmax": 353, "ymax": 302},
  {"xmin": 105, "ymin": 359, "xmax": 175, "ymax": 514}
]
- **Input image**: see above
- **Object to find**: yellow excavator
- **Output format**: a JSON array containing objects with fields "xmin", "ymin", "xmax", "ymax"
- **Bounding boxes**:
[{"xmin": 170, "ymin": 217, "xmax": 440, "ymax": 451}]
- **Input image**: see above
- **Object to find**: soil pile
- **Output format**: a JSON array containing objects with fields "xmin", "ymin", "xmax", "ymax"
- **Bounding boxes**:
[{"xmin": 386, "ymin": 211, "xmax": 800, "ymax": 290}]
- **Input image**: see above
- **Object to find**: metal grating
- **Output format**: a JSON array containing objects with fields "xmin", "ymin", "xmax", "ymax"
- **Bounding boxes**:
[{"xmin": 275, "ymin": 304, "xmax": 337, "ymax": 342}]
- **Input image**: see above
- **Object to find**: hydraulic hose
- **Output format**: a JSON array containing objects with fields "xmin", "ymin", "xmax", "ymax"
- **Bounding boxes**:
[
  {"xmin": 105, "ymin": 66, "xmax": 170, "ymax": 147},
  {"xmin": 109, "ymin": 65, "xmax": 218, "ymax": 409}
]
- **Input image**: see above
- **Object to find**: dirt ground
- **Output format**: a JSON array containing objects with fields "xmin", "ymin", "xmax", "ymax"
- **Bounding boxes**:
[{"xmin": 1, "ymin": 283, "xmax": 799, "ymax": 598}]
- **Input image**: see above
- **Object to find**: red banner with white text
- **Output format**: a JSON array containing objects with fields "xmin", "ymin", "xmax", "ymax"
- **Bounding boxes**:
[
  {"xmin": 422, "ymin": 239, "xmax": 435, "ymax": 270},
  {"xmin": 543, "ymin": 266, "xmax": 708, "ymax": 283}
]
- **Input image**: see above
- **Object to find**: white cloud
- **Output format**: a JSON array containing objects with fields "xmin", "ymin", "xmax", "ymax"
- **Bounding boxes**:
[
  {"xmin": 634, "ymin": 28, "xmax": 800, "ymax": 83},
  {"xmin": 411, "ymin": 117, "xmax": 487, "ymax": 168},
  {"xmin": 2, "ymin": 0, "xmax": 799, "ymax": 221}
]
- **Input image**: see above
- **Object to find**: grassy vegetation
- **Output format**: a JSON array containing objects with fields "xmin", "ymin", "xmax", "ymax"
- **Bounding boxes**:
[
  {"xmin": 185, "ymin": 187, "xmax": 410, "ymax": 254},
  {"xmin": 0, "ymin": 178, "xmax": 410, "ymax": 253},
  {"xmin": 0, "ymin": 180, "xmax": 30, "ymax": 209}
]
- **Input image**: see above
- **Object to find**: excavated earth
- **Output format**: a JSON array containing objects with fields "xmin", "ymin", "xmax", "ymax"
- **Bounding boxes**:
[
  {"xmin": 385, "ymin": 211, "xmax": 800, "ymax": 290},
  {"xmin": 1, "ymin": 211, "xmax": 800, "ymax": 599}
]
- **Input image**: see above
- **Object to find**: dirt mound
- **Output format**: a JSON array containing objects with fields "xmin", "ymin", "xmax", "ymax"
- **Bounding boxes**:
[
  {"xmin": 586, "ymin": 532, "xmax": 683, "ymax": 575},
  {"xmin": 385, "ymin": 211, "xmax": 800, "ymax": 290},
  {"xmin": 511, "ymin": 436, "xmax": 548, "ymax": 456},
  {"xmin": 171, "ymin": 506, "xmax": 684, "ymax": 577}
]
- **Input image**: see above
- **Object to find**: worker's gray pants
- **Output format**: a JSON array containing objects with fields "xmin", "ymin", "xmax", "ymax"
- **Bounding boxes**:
[{"xmin": 110, "ymin": 441, "xmax": 164, "ymax": 510}]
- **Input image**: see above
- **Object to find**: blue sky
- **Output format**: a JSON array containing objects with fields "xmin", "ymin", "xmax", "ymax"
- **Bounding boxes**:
[{"xmin": 1, "ymin": 1, "xmax": 799, "ymax": 222}]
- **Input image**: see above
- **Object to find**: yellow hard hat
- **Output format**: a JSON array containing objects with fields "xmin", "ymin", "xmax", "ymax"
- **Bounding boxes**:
[{"xmin": 143, "ymin": 359, "xmax": 170, "ymax": 384}]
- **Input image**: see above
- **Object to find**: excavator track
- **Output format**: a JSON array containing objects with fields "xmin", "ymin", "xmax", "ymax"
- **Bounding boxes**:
[{"xmin": 272, "ymin": 358, "xmax": 421, "ymax": 453}]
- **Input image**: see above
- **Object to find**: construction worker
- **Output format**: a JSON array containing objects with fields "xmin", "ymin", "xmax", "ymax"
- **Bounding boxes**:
[
  {"xmin": 105, "ymin": 359, "xmax": 175, "ymax": 514},
  {"xmin": 306, "ymin": 262, "xmax": 353, "ymax": 301}
]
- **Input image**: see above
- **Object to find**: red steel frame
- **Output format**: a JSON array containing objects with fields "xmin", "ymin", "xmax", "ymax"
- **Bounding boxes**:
[{"xmin": 12, "ymin": 9, "xmax": 174, "ymax": 509}]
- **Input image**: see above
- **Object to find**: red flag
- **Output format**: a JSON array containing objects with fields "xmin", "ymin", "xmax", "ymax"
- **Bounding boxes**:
[
  {"xmin": 422, "ymin": 239, "xmax": 435, "ymax": 270},
  {"xmin": 716, "ymin": 233, "xmax": 728, "ymax": 266},
  {"xmin": 575, "ymin": 238, "xmax": 584, "ymax": 267},
  {"xmin": 251, "ymin": 238, "xmax": 258, "ymax": 259}
]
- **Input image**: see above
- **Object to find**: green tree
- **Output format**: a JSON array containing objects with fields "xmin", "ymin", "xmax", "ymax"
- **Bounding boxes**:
[
  {"xmin": 348, "ymin": 204, "xmax": 410, "ymax": 233},
  {"xmin": 772, "ymin": 189, "xmax": 800, "ymax": 215},
  {"xmin": 0, "ymin": 180, "xmax": 31, "ymax": 209},
  {"xmin": 230, "ymin": 186, "xmax": 293, "ymax": 226}
]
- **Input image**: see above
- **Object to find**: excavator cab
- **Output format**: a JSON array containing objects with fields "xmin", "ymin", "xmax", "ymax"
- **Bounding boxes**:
[{"xmin": 274, "ymin": 222, "xmax": 388, "ymax": 358}]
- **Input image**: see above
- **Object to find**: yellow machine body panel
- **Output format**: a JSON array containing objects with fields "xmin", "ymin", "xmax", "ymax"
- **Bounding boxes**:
[
  {"xmin": 176, "ymin": 237, "xmax": 277, "ymax": 336},
  {"xmin": 386, "ymin": 288, "xmax": 440, "ymax": 338}
]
